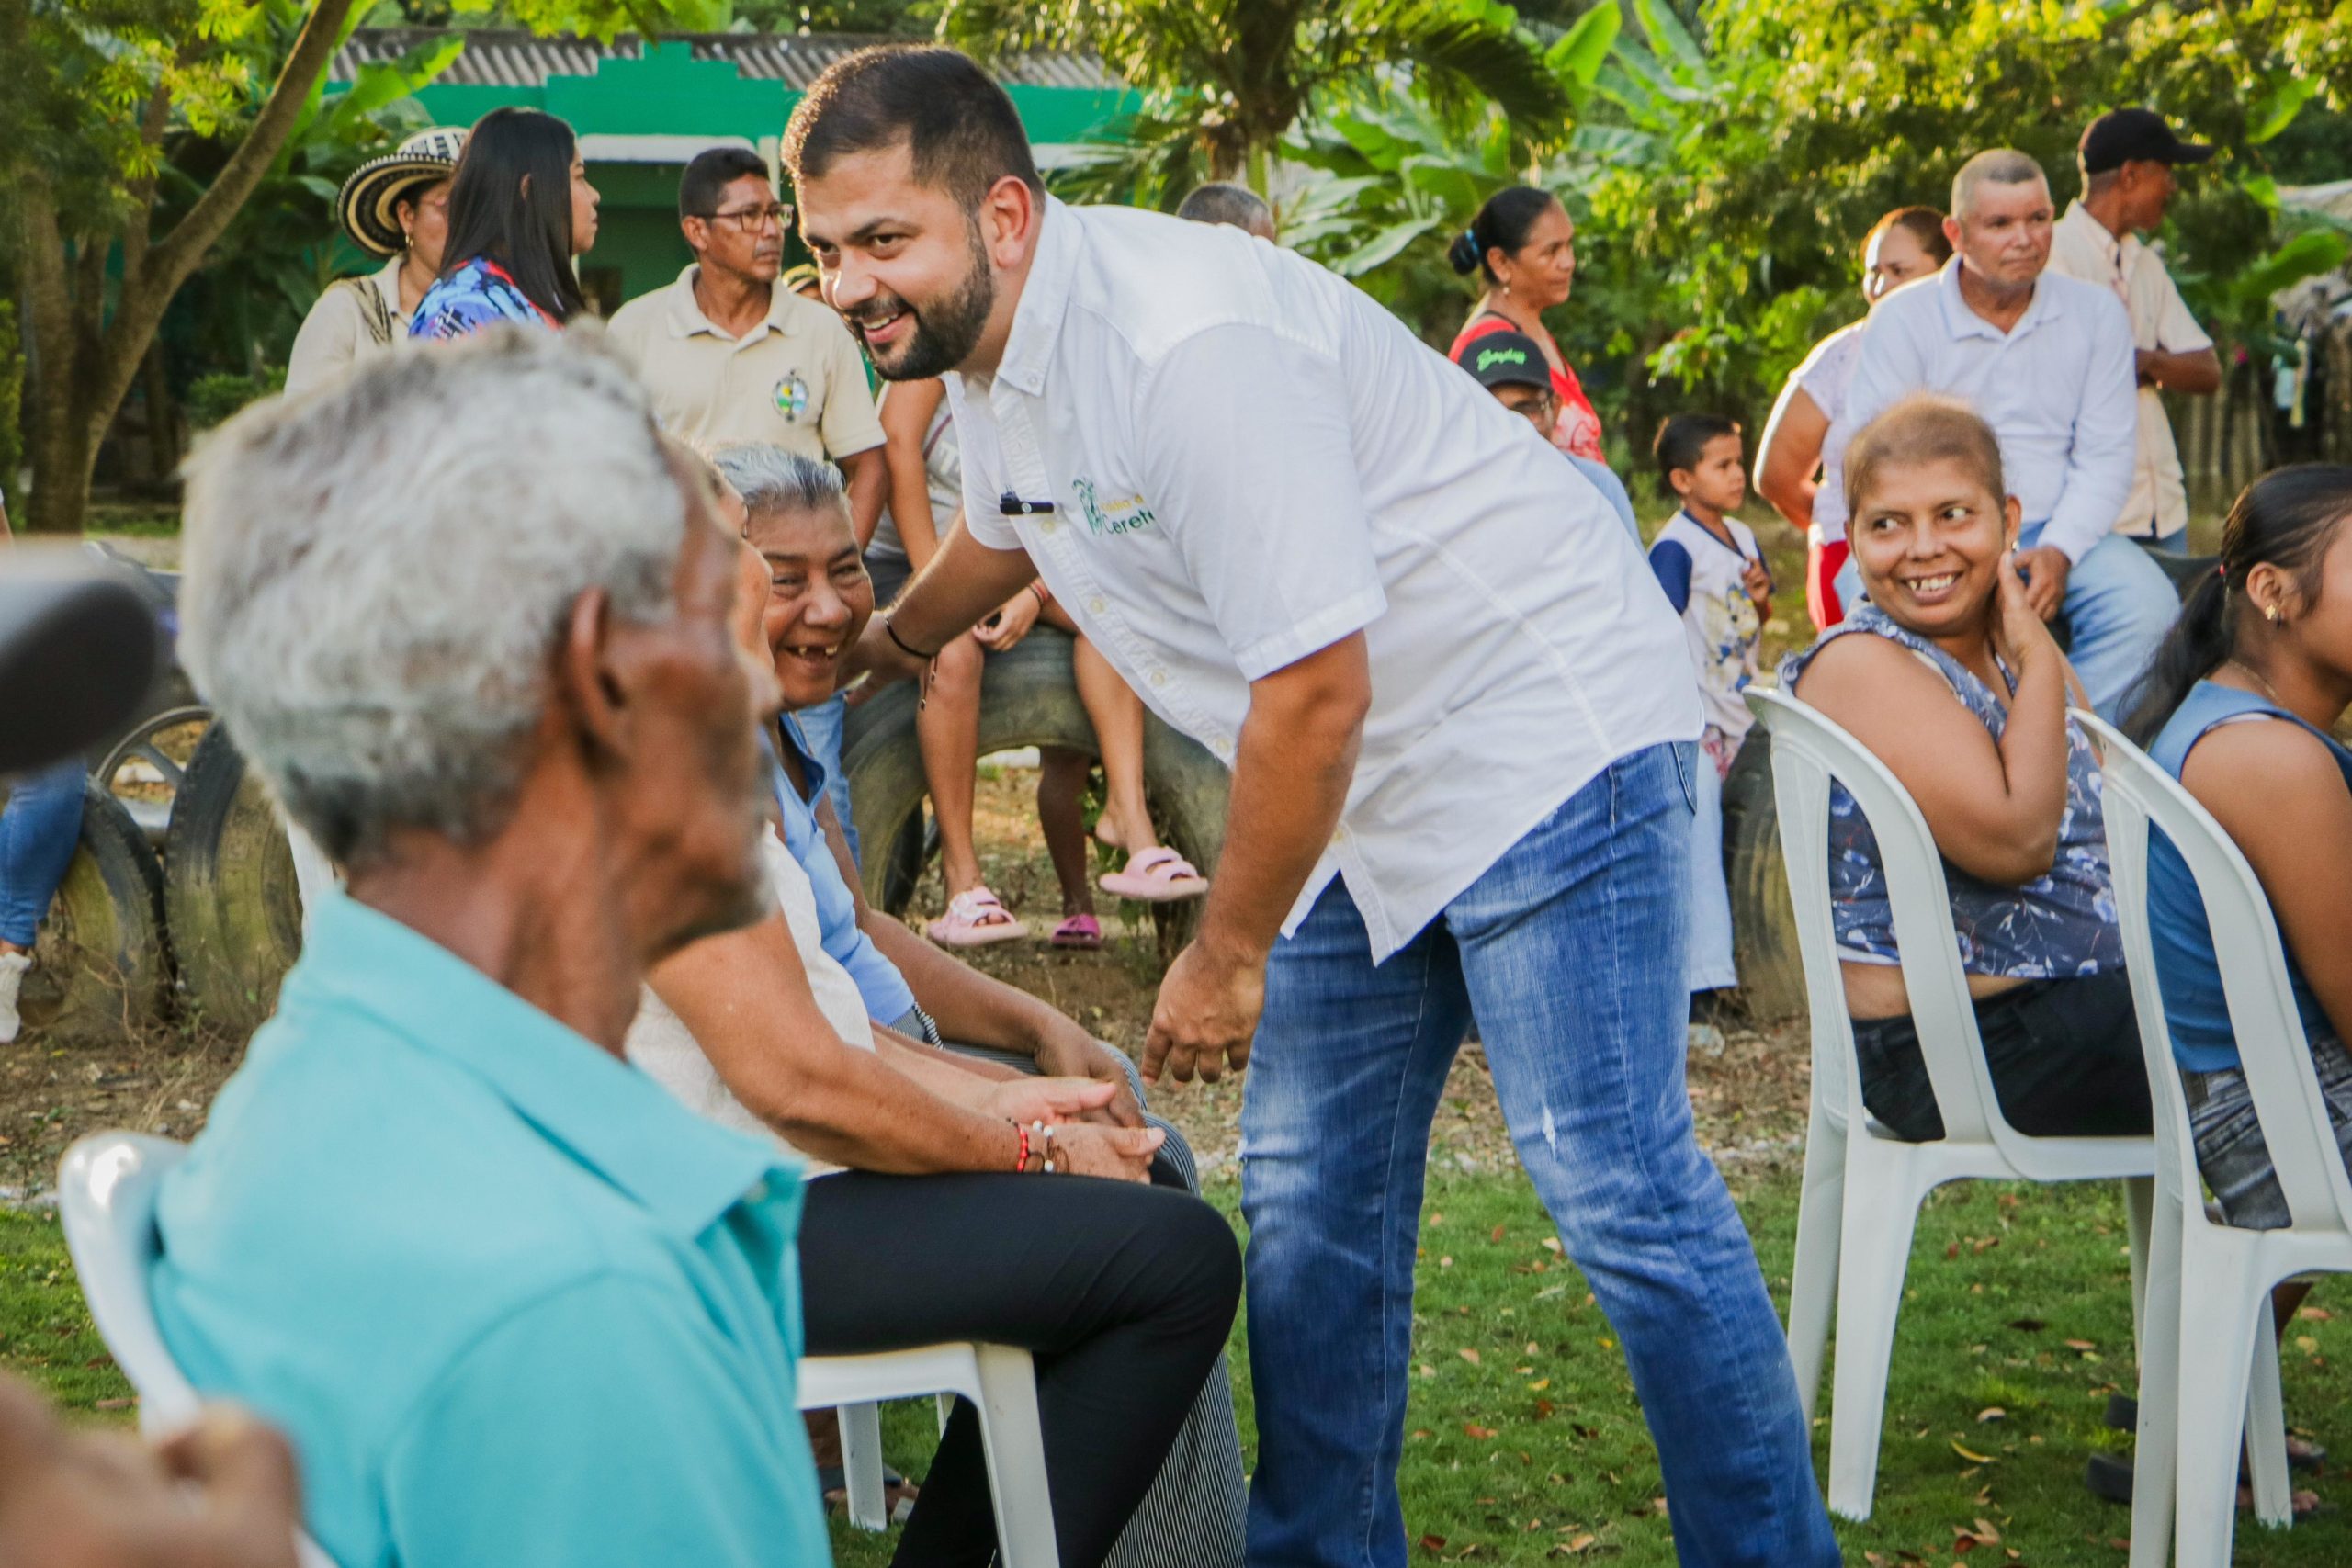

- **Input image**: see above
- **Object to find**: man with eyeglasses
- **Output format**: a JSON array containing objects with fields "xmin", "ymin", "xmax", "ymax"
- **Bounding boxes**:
[
  {"xmin": 609, "ymin": 147, "xmax": 887, "ymax": 541},
  {"xmin": 610, "ymin": 144, "xmax": 888, "ymax": 853}
]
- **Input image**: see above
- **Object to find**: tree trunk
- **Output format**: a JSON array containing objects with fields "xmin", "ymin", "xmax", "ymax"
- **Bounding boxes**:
[
  {"xmin": 16, "ymin": 0, "xmax": 356, "ymax": 535},
  {"xmin": 140, "ymin": 340, "xmax": 180, "ymax": 485}
]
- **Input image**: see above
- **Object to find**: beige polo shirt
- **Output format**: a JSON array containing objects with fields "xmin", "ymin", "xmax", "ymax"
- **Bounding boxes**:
[
  {"xmin": 605, "ymin": 265, "xmax": 885, "ymax": 461},
  {"xmin": 2047, "ymin": 201, "xmax": 2212, "ymax": 541}
]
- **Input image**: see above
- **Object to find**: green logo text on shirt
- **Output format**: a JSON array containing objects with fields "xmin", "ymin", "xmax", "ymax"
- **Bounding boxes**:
[{"xmin": 1072, "ymin": 477, "xmax": 1159, "ymax": 536}]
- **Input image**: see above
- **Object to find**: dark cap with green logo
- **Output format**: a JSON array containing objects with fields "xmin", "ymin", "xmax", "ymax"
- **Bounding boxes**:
[{"xmin": 1452, "ymin": 331, "xmax": 1551, "ymax": 393}]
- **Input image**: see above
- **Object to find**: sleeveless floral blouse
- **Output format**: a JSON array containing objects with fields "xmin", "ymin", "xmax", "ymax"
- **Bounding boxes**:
[{"xmin": 1777, "ymin": 605, "xmax": 2120, "ymax": 979}]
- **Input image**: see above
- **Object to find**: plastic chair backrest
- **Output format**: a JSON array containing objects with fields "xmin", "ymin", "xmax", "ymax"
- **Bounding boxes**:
[
  {"xmin": 2078, "ymin": 711, "xmax": 2352, "ymax": 1238},
  {"xmin": 57, "ymin": 1133, "xmax": 339, "ymax": 1568},
  {"xmin": 1748, "ymin": 686, "xmax": 2058, "ymax": 1171},
  {"xmin": 56, "ymin": 1133, "xmax": 202, "ymax": 1434}
]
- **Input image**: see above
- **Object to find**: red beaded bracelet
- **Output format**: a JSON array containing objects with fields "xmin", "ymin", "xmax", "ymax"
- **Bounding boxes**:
[{"xmin": 1012, "ymin": 1121, "xmax": 1031, "ymax": 1174}]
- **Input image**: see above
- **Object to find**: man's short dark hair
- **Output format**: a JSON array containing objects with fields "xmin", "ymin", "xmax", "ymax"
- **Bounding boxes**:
[
  {"xmin": 783, "ymin": 46, "xmax": 1044, "ymax": 209},
  {"xmin": 680, "ymin": 146, "xmax": 770, "ymax": 221},
  {"xmin": 1654, "ymin": 412, "xmax": 1741, "ymax": 484},
  {"xmin": 1176, "ymin": 182, "xmax": 1272, "ymax": 232}
]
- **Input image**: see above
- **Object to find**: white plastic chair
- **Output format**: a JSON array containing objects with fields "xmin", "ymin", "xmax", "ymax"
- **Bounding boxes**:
[
  {"xmin": 58, "ymin": 1132, "xmax": 1061, "ymax": 1568},
  {"xmin": 801, "ymin": 1348, "xmax": 1057, "ymax": 1564},
  {"xmin": 1748, "ymin": 687, "xmax": 2157, "ymax": 1520},
  {"xmin": 2079, "ymin": 710, "xmax": 2335, "ymax": 1567},
  {"xmin": 55, "ymin": 1133, "xmax": 339, "ymax": 1568}
]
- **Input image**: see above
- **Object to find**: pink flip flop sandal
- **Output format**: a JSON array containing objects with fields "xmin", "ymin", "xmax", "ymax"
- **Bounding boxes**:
[
  {"xmin": 1051, "ymin": 913, "xmax": 1103, "ymax": 950},
  {"xmin": 1099, "ymin": 846, "xmax": 1209, "ymax": 903},
  {"xmin": 925, "ymin": 887, "xmax": 1031, "ymax": 948}
]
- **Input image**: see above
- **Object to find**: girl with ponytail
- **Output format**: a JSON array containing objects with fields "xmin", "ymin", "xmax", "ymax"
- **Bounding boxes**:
[
  {"xmin": 2124, "ymin": 464, "xmax": 2352, "ymax": 1239},
  {"xmin": 1447, "ymin": 186, "xmax": 1605, "ymax": 462}
]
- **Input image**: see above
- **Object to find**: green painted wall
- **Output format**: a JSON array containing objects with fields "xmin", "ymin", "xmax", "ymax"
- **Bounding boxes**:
[{"xmin": 385, "ymin": 42, "xmax": 1138, "ymax": 309}]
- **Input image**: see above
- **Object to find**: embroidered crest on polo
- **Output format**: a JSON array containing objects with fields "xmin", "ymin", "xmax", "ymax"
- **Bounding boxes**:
[
  {"xmin": 1071, "ymin": 476, "xmax": 1158, "ymax": 537},
  {"xmin": 772, "ymin": 372, "xmax": 811, "ymax": 422}
]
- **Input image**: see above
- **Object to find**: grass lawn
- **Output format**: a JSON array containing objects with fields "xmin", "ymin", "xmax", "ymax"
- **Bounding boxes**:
[{"xmin": 12, "ymin": 1167, "xmax": 2351, "ymax": 1566}]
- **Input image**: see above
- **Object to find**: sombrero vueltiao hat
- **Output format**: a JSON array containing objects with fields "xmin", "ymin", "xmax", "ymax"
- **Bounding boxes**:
[{"xmin": 336, "ymin": 127, "xmax": 468, "ymax": 258}]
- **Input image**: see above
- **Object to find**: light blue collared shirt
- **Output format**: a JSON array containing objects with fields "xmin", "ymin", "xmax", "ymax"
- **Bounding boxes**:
[
  {"xmin": 773, "ymin": 714, "xmax": 918, "ymax": 1026},
  {"xmin": 153, "ymin": 890, "xmax": 829, "ymax": 1568}
]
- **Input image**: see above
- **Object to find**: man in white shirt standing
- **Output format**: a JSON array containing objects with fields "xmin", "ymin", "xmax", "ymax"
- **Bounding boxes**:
[
  {"xmin": 2047, "ymin": 108, "xmax": 2222, "ymax": 554},
  {"xmin": 1841, "ymin": 148, "xmax": 2177, "ymax": 716},
  {"xmin": 789, "ymin": 45, "xmax": 1838, "ymax": 1568}
]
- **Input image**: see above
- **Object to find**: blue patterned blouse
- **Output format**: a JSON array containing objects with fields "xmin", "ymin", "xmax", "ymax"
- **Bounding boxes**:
[
  {"xmin": 409, "ymin": 257, "xmax": 559, "ymax": 343},
  {"xmin": 1777, "ymin": 605, "xmax": 2120, "ymax": 979}
]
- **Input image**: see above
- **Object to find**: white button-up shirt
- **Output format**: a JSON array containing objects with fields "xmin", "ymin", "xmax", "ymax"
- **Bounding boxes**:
[
  {"xmin": 1840, "ymin": 257, "xmax": 2138, "ymax": 565},
  {"xmin": 2046, "ymin": 201, "xmax": 2212, "ymax": 541},
  {"xmin": 950, "ymin": 198, "xmax": 1698, "ymax": 960}
]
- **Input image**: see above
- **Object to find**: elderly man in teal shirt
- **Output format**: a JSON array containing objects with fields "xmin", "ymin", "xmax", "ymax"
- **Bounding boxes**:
[{"xmin": 152, "ymin": 329, "xmax": 831, "ymax": 1568}]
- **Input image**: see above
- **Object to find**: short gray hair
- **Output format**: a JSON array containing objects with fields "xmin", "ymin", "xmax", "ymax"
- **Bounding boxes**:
[
  {"xmin": 179, "ymin": 329, "xmax": 688, "ymax": 865},
  {"xmin": 1951, "ymin": 149, "xmax": 2048, "ymax": 220},
  {"xmin": 1176, "ymin": 182, "xmax": 1272, "ymax": 235},
  {"xmin": 710, "ymin": 444, "xmax": 847, "ymax": 520}
]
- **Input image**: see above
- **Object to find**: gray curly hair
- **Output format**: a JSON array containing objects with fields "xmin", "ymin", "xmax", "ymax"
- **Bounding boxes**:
[{"xmin": 178, "ymin": 328, "xmax": 689, "ymax": 865}]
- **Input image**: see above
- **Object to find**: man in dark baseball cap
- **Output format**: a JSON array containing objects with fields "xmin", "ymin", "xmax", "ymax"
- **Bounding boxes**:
[
  {"xmin": 2051, "ymin": 107, "xmax": 2223, "ymax": 551},
  {"xmin": 1449, "ymin": 330, "xmax": 1640, "ymax": 537},
  {"xmin": 2078, "ymin": 107, "xmax": 2215, "ymax": 175}
]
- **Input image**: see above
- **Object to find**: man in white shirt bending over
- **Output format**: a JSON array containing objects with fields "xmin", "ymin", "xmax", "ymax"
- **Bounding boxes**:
[
  {"xmin": 788, "ymin": 44, "xmax": 1838, "ymax": 1568},
  {"xmin": 1842, "ymin": 148, "xmax": 2177, "ymax": 716},
  {"xmin": 2047, "ymin": 108, "xmax": 2222, "ymax": 554}
]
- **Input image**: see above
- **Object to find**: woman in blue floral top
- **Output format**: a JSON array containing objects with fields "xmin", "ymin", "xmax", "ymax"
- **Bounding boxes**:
[
  {"xmin": 1781, "ymin": 396, "xmax": 2151, "ymax": 1144},
  {"xmin": 412, "ymin": 107, "xmax": 599, "ymax": 341}
]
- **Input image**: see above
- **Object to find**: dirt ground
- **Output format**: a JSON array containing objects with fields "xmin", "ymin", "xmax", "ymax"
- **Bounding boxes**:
[{"xmin": 0, "ymin": 760, "xmax": 1815, "ymax": 1202}]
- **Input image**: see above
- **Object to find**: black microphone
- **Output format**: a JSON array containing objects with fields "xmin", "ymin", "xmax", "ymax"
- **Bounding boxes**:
[{"xmin": 998, "ymin": 491, "xmax": 1057, "ymax": 517}]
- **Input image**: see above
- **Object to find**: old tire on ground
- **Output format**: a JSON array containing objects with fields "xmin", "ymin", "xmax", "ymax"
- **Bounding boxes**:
[
  {"xmin": 842, "ymin": 628, "xmax": 1231, "ymax": 948},
  {"xmin": 163, "ymin": 723, "xmax": 300, "ymax": 1038},
  {"xmin": 1723, "ymin": 728, "xmax": 1806, "ymax": 1024},
  {"xmin": 18, "ymin": 787, "xmax": 171, "ymax": 1044}
]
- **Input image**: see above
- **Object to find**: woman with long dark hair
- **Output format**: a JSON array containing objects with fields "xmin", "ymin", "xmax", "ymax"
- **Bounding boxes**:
[
  {"xmin": 1756, "ymin": 206, "xmax": 1953, "ymax": 629},
  {"xmin": 2122, "ymin": 467, "xmax": 2352, "ymax": 1228},
  {"xmin": 1447, "ymin": 186, "xmax": 1604, "ymax": 461},
  {"xmin": 411, "ymin": 107, "xmax": 600, "ymax": 340}
]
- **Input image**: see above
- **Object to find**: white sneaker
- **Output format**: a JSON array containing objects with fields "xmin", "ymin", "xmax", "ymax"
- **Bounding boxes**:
[{"xmin": 0, "ymin": 952, "xmax": 30, "ymax": 1043}]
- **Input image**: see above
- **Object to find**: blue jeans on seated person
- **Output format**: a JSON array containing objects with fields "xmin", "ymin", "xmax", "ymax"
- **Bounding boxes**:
[
  {"xmin": 0, "ymin": 761, "xmax": 86, "ymax": 947},
  {"xmin": 1239, "ymin": 742, "xmax": 1838, "ymax": 1568},
  {"xmin": 793, "ymin": 691, "xmax": 860, "ymax": 869},
  {"xmin": 1830, "ymin": 520, "xmax": 2177, "ymax": 719}
]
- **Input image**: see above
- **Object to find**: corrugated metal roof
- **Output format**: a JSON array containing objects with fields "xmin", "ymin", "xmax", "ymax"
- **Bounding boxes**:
[{"xmin": 332, "ymin": 28, "xmax": 1125, "ymax": 93}]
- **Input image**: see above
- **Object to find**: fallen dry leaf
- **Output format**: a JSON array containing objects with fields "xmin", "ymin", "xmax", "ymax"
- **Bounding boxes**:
[
  {"xmin": 1950, "ymin": 1440, "xmax": 1997, "ymax": 1464},
  {"xmin": 1464, "ymin": 1423, "xmax": 1498, "ymax": 1440},
  {"xmin": 1976, "ymin": 1407, "xmax": 2006, "ymax": 1423},
  {"xmin": 1459, "ymin": 1348, "xmax": 1482, "ymax": 1366}
]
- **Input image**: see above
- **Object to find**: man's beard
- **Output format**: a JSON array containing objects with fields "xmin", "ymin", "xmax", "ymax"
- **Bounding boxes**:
[{"xmin": 841, "ymin": 226, "xmax": 996, "ymax": 381}]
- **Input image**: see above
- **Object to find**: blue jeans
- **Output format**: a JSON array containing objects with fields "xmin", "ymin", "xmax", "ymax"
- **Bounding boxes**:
[
  {"xmin": 1830, "ymin": 522, "xmax": 2176, "ymax": 718},
  {"xmin": 2130, "ymin": 527, "xmax": 2190, "ymax": 557},
  {"xmin": 0, "ymin": 761, "xmax": 86, "ymax": 947},
  {"xmin": 795, "ymin": 691, "xmax": 860, "ymax": 869},
  {"xmin": 1239, "ymin": 743, "xmax": 1837, "ymax": 1568}
]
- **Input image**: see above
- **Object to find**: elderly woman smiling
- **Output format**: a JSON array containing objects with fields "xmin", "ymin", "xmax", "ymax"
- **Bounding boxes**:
[
  {"xmin": 150, "ymin": 329, "xmax": 828, "ymax": 1568},
  {"xmin": 629, "ymin": 443, "xmax": 1247, "ymax": 1568}
]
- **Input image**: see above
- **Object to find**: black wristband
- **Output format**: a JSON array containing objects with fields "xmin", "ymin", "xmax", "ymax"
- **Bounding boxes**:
[{"xmin": 883, "ymin": 614, "xmax": 938, "ymax": 663}]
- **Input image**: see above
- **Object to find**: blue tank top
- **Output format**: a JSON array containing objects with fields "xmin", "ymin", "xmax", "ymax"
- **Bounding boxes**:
[
  {"xmin": 1778, "ymin": 606, "xmax": 2120, "ymax": 980},
  {"xmin": 2146, "ymin": 681, "xmax": 2351, "ymax": 1073}
]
